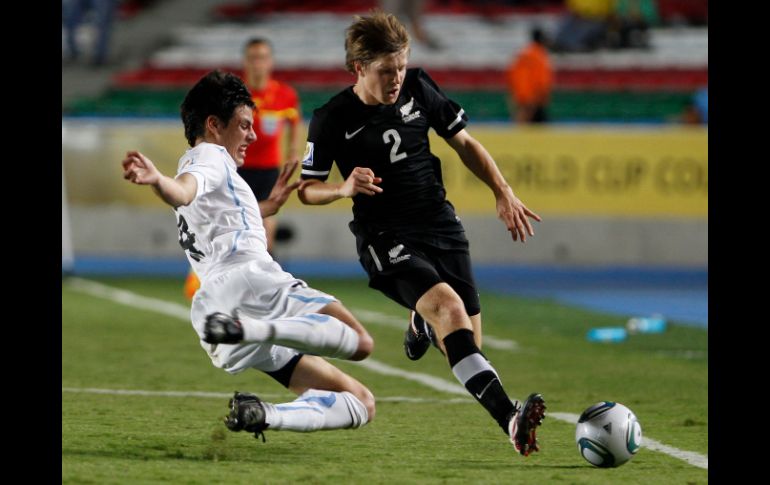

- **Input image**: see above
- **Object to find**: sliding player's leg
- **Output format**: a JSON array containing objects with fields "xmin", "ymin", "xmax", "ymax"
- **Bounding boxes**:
[{"xmin": 225, "ymin": 354, "xmax": 374, "ymax": 438}]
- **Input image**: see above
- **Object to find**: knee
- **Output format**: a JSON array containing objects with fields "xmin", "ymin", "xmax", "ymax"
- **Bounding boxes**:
[
  {"xmin": 422, "ymin": 297, "xmax": 468, "ymax": 331},
  {"xmin": 441, "ymin": 299, "xmax": 469, "ymax": 327}
]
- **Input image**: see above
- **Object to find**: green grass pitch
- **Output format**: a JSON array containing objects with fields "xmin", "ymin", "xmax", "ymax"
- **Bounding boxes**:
[{"xmin": 62, "ymin": 276, "xmax": 707, "ymax": 484}]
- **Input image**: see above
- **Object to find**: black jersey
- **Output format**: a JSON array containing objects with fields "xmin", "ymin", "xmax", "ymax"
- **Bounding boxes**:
[{"xmin": 301, "ymin": 68, "xmax": 468, "ymax": 233}]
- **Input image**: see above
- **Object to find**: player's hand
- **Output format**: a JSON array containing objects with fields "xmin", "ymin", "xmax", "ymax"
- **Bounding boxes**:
[
  {"xmin": 122, "ymin": 150, "xmax": 161, "ymax": 186},
  {"xmin": 340, "ymin": 167, "xmax": 383, "ymax": 197},
  {"xmin": 266, "ymin": 160, "xmax": 302, "ymax": 208},
  {"xmin": 496, "ymin": 187, "xmax": 542, "ymax": 243}
]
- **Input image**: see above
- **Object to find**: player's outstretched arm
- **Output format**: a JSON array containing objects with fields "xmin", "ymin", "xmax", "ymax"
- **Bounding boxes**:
[
  {"xmin": 446, "ymin": 130, "xmax": 542, "ymax": 243},
  {"xmin": 298, "ymin": 167, "xmax": 382, "ymax": 205},
  {"xmin": 121, "ymin": 150, "xmax": 197, "ymax": 208},
  {"xmin": 259, "ymin": 160, "xmax": 302, "ymax": 217}
]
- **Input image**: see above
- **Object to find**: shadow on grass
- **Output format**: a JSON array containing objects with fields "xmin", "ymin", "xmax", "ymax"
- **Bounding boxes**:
[{"xmin": 62, "ymin": 441, "xmax": 306, "ymax": 464}]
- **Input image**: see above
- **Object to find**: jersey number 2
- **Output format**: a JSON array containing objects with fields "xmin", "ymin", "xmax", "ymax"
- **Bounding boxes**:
[{"xmin": 383, "ymin": 129, "xmax": 407, "ymax": 163}]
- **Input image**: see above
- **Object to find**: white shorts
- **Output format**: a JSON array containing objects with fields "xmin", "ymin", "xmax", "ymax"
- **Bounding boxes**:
[{"xmin": 190, "ymin": 259, "xmax": 337, "ymax": 374}]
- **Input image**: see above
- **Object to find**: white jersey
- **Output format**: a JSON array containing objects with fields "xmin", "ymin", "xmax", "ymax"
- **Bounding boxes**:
[
  {"xmin": 174, "ymin": 142, "xmax": 276, "ymax": 281},
  {"xmin": 173, "ymin": 143, "xmax": 343, "ymax": 374}
]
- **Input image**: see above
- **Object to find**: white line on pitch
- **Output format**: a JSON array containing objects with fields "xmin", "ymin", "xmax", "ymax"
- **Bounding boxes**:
[
  {"xmin": 351, "ymin": 359, "xmax": 467, "ymax": 395},
  {"xmin": 64, "ymin": 277, "xmax": 707, "ymax": 470},
  {"xmin": 350, "ymin": 308, "xmax": 519, "ymax": 351},
  {"xmin": 67, "ymin": 277, "xmax": 190, "ymax": 320},
  {"xmin": 61, "ymin": 387, "xmax": 472, "ymax": 404},
  {"xmin": 66, "ymin": 277, "xmax": 518, "ymax": 350}
]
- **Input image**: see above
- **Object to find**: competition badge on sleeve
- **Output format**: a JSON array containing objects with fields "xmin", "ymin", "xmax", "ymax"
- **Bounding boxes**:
[{"xmin": 301, "ymin": 142, "xmax": 314, "ymax": 167}]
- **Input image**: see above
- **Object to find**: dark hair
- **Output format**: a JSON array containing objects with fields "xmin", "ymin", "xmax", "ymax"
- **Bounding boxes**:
[
  {"xmin": 243, "ymin": 37, "xmax": 273, "ymax": 53},
  {"xmin": 345, "ymin": 10, "xmax": 410, "ymax": 74},
  {"xmin": 180, "ymin": 70, "xmax": 255, "ymax": 147}
]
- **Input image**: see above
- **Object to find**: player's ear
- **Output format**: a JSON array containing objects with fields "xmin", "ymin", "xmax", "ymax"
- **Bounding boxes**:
[
  {"xmin": 354, "ymin": 61, "xmax": 366, "ymax": 77},
  {"xmin": 205, "ymin": 115, "xmax": 221, "ymax": 137}
]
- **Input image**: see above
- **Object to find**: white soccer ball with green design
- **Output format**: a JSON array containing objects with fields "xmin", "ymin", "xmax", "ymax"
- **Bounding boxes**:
[{"xmin": 575, "ymin": 401, "xmax": 642, "ymax": 467}]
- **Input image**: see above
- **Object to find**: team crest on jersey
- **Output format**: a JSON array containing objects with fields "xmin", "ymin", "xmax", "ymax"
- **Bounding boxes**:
[
  {"xmin": 400, "ymin": 97, "xmax": 421, "ymax": 123},
  {"xmin": 388, "ymin": 244, "xmax": 411, "ymax": 264},
  {"xmin": 301, "ymin": 142, "xmax": 314, "ymax": 166}
]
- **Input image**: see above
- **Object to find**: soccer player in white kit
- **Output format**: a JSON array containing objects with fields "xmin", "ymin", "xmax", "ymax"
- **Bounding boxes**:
[{"xmin": 122, "ymin": 70, "xmax": 375, "ymax": 440}]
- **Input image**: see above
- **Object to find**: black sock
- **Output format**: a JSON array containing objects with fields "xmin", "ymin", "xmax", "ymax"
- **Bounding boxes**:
[{"xmin": 443, "ymin": 328, "xmax": 515, "ymax": 432}]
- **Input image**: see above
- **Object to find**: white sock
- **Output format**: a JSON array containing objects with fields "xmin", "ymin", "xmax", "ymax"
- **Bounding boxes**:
[
  {"xmin": 262, "ymin": 389, "xmax": 368, "ymax": 432},
  {"xmin": 239, "ymin": 313, "xmax": 360, "ymax": 360}
]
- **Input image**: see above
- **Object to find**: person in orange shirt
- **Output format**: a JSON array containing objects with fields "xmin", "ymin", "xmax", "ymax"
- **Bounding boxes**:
[
  {"xmin": 506, "ymin": 28, "xmax": 553, "ymax": 124},
  {"xmin": 185, "ymin": 37, "xmax": 301, "ymax": 299},
  {"xmin": 239, "ymin": 37, "xmax": 301, "ymax": 251}
]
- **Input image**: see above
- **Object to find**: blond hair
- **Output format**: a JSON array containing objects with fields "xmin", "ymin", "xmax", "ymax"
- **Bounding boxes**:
[{"xmin": 344, "ymin": 10, "xmax": 410, "ymax": 74}]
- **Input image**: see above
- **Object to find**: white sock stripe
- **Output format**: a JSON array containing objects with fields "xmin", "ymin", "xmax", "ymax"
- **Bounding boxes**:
[{"xmin": 451, "ymin": 353, "xmax": 497, "ymax": 386}]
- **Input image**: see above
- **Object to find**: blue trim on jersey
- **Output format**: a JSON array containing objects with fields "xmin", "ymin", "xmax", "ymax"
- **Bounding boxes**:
[
  {"xmin": 275, "ymin": 405, "xmax": 324, "ymax": 414},
  {"xmin": 223, "ymin": 159, "xmax": 250, "ymax": 255},
  {"xmin": 296, "ymin": 393, "xmax": 337, "ymax": 408},
  {"xmin": 288, "ymin": 294, "xmax": 335, "ymax": 304},
  {"xmin": 303, "ymin": 314, "xmax": 331, "ymax": 323}
]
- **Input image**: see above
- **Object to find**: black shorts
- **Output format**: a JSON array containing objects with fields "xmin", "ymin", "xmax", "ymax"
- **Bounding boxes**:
[
  {"xmin": 237, "ymin": 167, "xmax": 280, "ymax": 201},
  {"xmin": 352, "ymin": 223, "xmax": 481, "ymax": 316},
  {"xmin": 264, "ymin": 353, "xmax": 303, "ymax": 388}
]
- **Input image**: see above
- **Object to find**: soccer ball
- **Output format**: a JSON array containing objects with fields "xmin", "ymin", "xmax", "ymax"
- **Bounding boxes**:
[{"xmin": 575, "ymin": 401, "xmax": 642, "ymax": 467}]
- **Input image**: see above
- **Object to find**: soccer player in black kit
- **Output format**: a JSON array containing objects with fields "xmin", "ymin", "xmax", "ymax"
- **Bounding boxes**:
[{"xmin": 298, "ymin": 10, "xmax": 546, "ymax": 456}]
